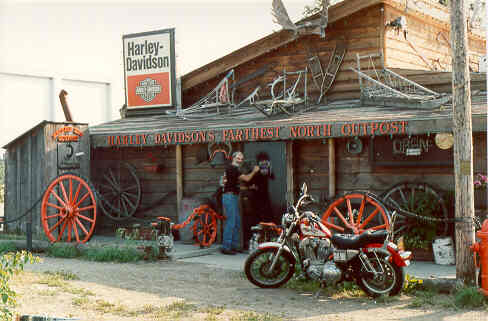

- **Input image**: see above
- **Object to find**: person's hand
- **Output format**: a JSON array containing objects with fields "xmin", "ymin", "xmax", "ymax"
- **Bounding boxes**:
[{"xmin": 252, "ymin": 165, "xmax": 260, "ymax": 173}]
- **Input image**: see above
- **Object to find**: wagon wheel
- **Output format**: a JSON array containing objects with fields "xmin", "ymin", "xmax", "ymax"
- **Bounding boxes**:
[
  {"xmin": 321, "ymin": 193, "xmax": 390, "ymax": 235},
  {"xmin": 193, "ymin": 209, "xmax": 217, "ymax": 247},
  {"xmin": 96, "ymin": 162, "xmax": 141, "ymax": 221},
  {"xmin": 41, "ymin": 173, "xmax": 97, "ymax": 243},
  {"xmin": 381, "ymin": 182, "xmax": 449, "ymax": 236}
]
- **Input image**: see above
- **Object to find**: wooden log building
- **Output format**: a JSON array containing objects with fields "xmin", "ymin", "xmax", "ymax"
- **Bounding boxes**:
[
  {"xmin": 87, "ymin": 0, "xmax": 486, "ymax": 235},
  {"xmin": 4, "ymin": 0, "xmax": 486, "ymax": 240}
]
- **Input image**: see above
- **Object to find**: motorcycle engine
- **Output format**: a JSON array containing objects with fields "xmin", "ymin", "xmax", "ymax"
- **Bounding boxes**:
[{"xmin": 299, "ymin": 237, "xmax": 340, "ymax": 282}]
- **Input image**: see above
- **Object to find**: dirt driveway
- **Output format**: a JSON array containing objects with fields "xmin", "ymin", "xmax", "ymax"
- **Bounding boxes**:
[{"xmin": 11, "ymin": 255, "xmax": 486, "ymax": 321}]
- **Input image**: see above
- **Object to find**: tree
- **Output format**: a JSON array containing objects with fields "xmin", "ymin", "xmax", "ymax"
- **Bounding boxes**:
[
  {"xmin": 0, "ymin": 251, "xmax": 39, "ymax": 321},
  {"xmin": 450, "ymin": 0, "xmax": 476, "ymax": 285}
]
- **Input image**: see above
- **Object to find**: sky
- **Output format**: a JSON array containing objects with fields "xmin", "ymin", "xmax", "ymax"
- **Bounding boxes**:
[{"xmin": 0, "ymin": 0, "xmax": 310, "ymax": 151}]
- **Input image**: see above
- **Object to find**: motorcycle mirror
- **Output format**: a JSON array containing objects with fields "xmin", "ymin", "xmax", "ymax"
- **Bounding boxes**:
[{"xmin": 301, "ymin": 183, "xmax": 308, "ymax": 194}]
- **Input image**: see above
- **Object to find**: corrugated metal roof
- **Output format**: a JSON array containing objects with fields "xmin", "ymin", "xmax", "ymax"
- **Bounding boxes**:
[
  {"xmin": 2, "ymin": 121, "xmax": 88, "ymax": 149},
  {"xmin": 89, "ymin": 98, "xmax": 487, "ymax": 146}
]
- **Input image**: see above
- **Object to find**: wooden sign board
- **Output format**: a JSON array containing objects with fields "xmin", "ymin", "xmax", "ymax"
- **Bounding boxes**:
[
  {"xmin": 369, "ymin": 135, "xmax": 453, "ymax": 167},
  {"xmin": 123, "ymin": 28, "xmax": 177, "ymax": 116}
]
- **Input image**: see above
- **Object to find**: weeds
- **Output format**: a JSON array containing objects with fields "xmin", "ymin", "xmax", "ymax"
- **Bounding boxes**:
[
  {"xmin": 46, "ymin": 244, "xmax": 81, "ymax": 258},
  {"xmin": 94, "ymin": 299, "xmax": 130, "ymax": 316},
  {"xmin": 230, "ymin": 311, "xmax": 284, "ymax": 321},
  {"xmin": 81, "ymin": 246, "xmax": 143, "ymax": 262},
  {"xmin": 45, "ymin": 243, "xmax": 145, "ymax": 263},
  {"xmin": 0, "ymin": 242, "xmax": 17, "ymax": 254},
  {"xmin": 453, "ymin": 286, "xmax": 488, "ymax": 309},
  {"xmin": 43, "ymin": 270, "xmax": 79, "ymax": 280}
]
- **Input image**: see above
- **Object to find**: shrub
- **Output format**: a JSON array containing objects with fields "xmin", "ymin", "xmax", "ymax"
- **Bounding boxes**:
[{"xmin": 0, "ymin": 251, "xmax": 39, "ymax": 320}]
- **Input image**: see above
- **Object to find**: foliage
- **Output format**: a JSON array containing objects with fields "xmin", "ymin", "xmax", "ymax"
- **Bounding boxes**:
[
  {"xmin": 474, "ymin": 173, "xmax": 488, "ymax": 190},
  {"xmin": 0, "ymin": 251, "xmax": 39, "ymax": 320},
  {"xmin": 402, "ymin": 192, "xmax": 444, "ymax": 250},
  {"xmin": 403, "ymin": 274, "xmax": 425, "ymax": 294},
  {"xmin": 0, "ymin": 243, "xmax": 17, "ymax": 255},
  {"xmin": 46, "ymin": 244, "xmax": 81, "ymax": 258},
  {"xmin": 45, "ymin": 243, "xmax": 145, "ymax": 263},
  {"xmin": 453, "ymin": 286, "xmax": 488, "ymax": 309},
  {"xmin": 81, "ymin": 246, "xmax": 144, "ymax": 262}
]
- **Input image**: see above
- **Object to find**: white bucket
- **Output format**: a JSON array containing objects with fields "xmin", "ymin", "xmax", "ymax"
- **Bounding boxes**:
[{"xmin": 432, "ymin": 237, "xmax": 455, "ymax": 265}]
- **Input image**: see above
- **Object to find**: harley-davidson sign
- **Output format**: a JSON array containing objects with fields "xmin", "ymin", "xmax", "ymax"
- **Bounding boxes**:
[{"xmin": 123, "ymin": 28, "xmax": 176, "ymax": 111}]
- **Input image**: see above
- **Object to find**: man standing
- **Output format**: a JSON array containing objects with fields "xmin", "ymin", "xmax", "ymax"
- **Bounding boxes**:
[{"xmin": 221, "ymin": 151, "xmax": 259, "ymax": 255}]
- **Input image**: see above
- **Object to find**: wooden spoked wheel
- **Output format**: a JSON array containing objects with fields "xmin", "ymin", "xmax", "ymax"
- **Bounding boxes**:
[
  {"xmin": 322, "ymin": 193, "xmax": 390, "ymax": 235},
  {"xmin": 96, "ymin": 162, "xmax": 141, "ymax": 221},
  {"xmin": 41, "ymin": 174, "xmax": 97, "ymax": 243},
  {"xmin": 381, "ymin": 183, "xmax": 449, "ymax": 236},
  {"xmin": 193, "ymin": 210, "xmax": 217, "ymax": 247}
]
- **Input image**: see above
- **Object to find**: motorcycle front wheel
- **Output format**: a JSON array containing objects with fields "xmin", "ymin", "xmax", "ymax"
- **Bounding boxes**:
[
  {"xmin": 244, "ymin": 247, "xmax": 295, "ymax": 288},
  {"xmin": 357, "ymin": 253, "xmax": 405, "ymax": 297}
]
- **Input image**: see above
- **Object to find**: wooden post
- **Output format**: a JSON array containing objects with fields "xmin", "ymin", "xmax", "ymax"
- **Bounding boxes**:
[
  {"xmin": 450, "ymin": 0, "xmax": 476, "ymax": 285},
  {"xmin": 176, "ymin": 145, "xmax": 183, "ymax": 217},
  {"xmin": 328, "ymin": 138, "xmax": 336, "ymax": 199},
  {"xmin": 286, "ymin": 141, "xmax": 294, "ymax": 205}
]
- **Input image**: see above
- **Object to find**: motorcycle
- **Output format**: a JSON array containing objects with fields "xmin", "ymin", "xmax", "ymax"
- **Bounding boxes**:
[{"xmin": 244, "ymin": 183, "xmax": 412, "ymax": 297}]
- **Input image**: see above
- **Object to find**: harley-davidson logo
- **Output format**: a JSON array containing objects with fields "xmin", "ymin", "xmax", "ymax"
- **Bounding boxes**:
[{"xmin": 135, "ymin": 77, "xmax": 162, "ymax": 102}]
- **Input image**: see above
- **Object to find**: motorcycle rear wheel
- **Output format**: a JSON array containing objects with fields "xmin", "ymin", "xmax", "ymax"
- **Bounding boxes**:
[
  {"xmin": 244, "ymin": 248, "xmax": 295, "ymax": 288},
  {"xmin": 357, "ymin": 253, "xmax": 405, "ymax": 297}
]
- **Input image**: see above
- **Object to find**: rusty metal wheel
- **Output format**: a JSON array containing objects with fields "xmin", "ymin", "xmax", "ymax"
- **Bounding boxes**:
[
  {"xmin": 321, "ymin": 193, "xmax": 390, "ymax": 235},
  {"xmin": 96, "ymin": 162, "xmax": 141, "ymax": 221},
  {"xmin": 193, "ymin": 209, "xmax": 217, "ymax": 247},
  {"xmin": 41, "ymin": 173, "xmax": 97, "ymax": 243},
  {"xmin": 381, "ymin": 182, "xmax": 449, "ymax": 236}
]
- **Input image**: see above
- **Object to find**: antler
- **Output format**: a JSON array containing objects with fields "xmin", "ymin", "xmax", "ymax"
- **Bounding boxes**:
[{"xmin": 271, "ymin": 0, "xmax": 297, "ymax": 31}]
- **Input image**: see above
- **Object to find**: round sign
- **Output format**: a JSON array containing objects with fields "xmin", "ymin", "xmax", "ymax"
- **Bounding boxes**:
[{"xmin": 435, "ymin": 133, "xmax": 454, "ymax": 150}]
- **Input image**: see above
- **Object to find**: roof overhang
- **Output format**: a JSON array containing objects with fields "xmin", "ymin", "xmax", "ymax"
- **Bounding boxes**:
[{"xmin": 89, "ymin": 101, "xmax": 487, "ymax": 148}]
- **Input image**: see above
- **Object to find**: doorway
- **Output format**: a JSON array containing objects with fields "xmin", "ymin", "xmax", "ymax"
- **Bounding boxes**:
[{"xmin": 243, "ymin": 141, "xmax": 287, "ymax": 222}]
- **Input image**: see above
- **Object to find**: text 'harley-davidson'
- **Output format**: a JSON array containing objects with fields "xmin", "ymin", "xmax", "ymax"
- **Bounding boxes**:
[{"xmin": 244, "ymin": 183, "xmax": 412, "ymax": 297}]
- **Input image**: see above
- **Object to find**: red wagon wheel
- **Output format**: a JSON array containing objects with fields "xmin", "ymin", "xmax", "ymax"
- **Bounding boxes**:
[
  {"xmin": 322, "ymin": 193, "xmax": 390, "ymax": 235},
  {"xmin": 41, "ymin": 173, "xmax": 97, "ymax": 243},
  {"xmin": 193, "ymin": 208, "xmax": 218, "ymax": 247}
]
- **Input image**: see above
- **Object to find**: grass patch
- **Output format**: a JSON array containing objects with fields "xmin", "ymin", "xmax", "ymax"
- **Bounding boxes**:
[
  {"xmin": 38, "ymin": 289, "xmax": 58, "ymax": 296},
  {"xmin": 72, "ymin": 296, "xmax": 90, "ymax": 309},
  {"xmin": 0, "ymin": 241, "xmax": 18, "ymax": 254},
  {"xmin": 285, "ymin": 272, "xmax": 364, "ymax": 299},
  {"xmin": 37, "ymin": 270, "xmax": 94, "ymax": 297},
  {"xmin": 229, "ymin": 311, "xmax": 284, "ymax": 321},
  {"xmin": 43, "ymin": 270, "xmax": 79, "ymax": 280},
  {"xmin": 453, "ymin": 286, "xmax": 488, "ymax": 309},
  {"xmin": 152, "ymin": 301, "xmax": 198, "ymax": 320},
  {"xmin": 45, "ymin": 243, "xmax": 145, "ymax": 263},
  {"xmin": 82, "ymin": 246, "xmax": 144, "ymax": 262},
  {"xmin": 0, "ymin": 233, "xmax": 26, "ymax": 240},
  {"xmin": 94, "ymin": 299, "xmax": 131, "ymax": 316},
  {"xmin": 46, "ymin": 244, "xmax": 81, "ymax": 258}
]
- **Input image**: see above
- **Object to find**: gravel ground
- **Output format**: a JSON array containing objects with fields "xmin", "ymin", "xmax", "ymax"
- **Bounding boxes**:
[{"xmin": 9, "ymin": 255, "xmax": 488, "ymax": 321}]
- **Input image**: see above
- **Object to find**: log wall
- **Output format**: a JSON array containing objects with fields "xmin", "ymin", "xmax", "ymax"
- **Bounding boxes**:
[
  {"xmin": 91, "ymin": 143, "xmax": 226, "ymax": 232},
  {"xmin": 182, "ymin": 4, "xmax": 485, "ymax": 107},
  {"xmin": 4, "ymin": 122, "xmax": 90, "ymax": 236},
  {"xmin": 293, "ymin": 132, "xmax": 486, "ymax": 216},
  {"xmin": 384, "ymin": 5, "xmax": 485, "ymax": 72}
]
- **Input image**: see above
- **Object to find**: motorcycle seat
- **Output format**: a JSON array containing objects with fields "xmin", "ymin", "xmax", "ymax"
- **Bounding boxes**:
[{"xmin": 331, "ymin": 230, "xmax": 387, "ymax": 249}]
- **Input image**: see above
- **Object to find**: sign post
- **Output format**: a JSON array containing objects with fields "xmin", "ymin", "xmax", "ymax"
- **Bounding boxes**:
[{"xmin": 123, "ymin": 28, "xmax": 176, "ymax": 116}]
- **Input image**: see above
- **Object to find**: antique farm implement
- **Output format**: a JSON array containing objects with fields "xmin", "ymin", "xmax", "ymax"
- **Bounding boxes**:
[{"xmin": 39, "ymin": 165, "xmax": 225, "ymax": 246}]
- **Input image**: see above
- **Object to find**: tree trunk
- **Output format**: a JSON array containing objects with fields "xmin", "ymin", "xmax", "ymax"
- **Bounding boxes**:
[{"xmin": 450, "ymin": 0, "xmax": 476, "ymax": 285}]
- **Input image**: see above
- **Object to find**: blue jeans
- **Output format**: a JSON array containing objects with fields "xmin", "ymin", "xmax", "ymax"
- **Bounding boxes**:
[{"xmin": 222, "ymin": 193, "xmax": 241, "ymax": 250}]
